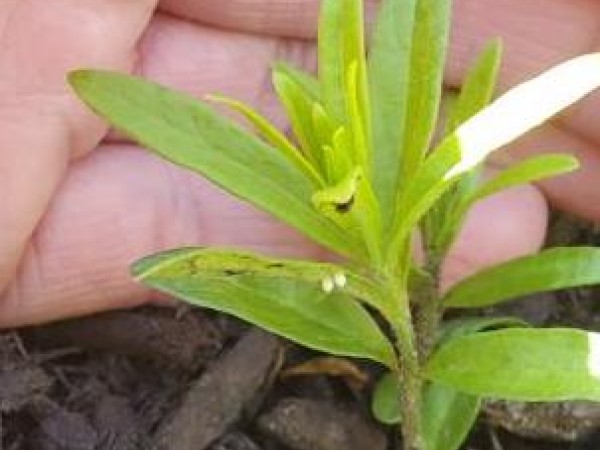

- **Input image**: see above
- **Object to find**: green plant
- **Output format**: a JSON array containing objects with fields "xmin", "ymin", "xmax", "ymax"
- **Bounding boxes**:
[{"xmin": 68, "ymin": 0, "xmax": 600, "ymax": 448}]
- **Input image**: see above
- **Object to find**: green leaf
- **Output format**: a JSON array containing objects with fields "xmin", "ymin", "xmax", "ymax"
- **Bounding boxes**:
[
  {"xmin": 448, "ymin": 53, "xmax": 600, "ymax": 178},
  {"xmin": 426, "ymin": 328, "xmax": 600, "ymax": 401},
  {"xmin": 368, "ymin": 0, "xmax": 451, "ymax": 229},
  {"xmin": 411, "ymin": 54, "xmax": 600, "ymax": 260},
  {"xmin": 385, "ymin": 135, "xmax": 462, "ymax": 269},
  {"xmin": 422, "ymin": 40, "xmax": 502, "ymax": 255},
  {"xmin": 371, "ymin": 373, "xmax": 480, "ymax": 450},
  {"xmin": 272, "ymin": 68, "xmax": 323, "ymax": 170},
  {"xmin": 68, "ymin": 70, "xmax": 362, "ymax": 260},
  {"xmin": 207, "ymin": 94, "xmax": 324, "ymax": 186},
  {"xmin": 421, "ymin": 316, "xmax": 526, "ymax": 450},
  {"xmin": 426, "ymin": 40, "xmax": 503, "ymax": 252},
  {"xmin": 318, "ymin": 0, "xmax": 369, "ymax": 122},
  {"xmin": 433, "ymin": 154, "xmax": 579, "ymax": 254},
  {"xmin": 272, "ymin": 61, "xmax": 320, "ymax": 100},
  {"xmin": 444, "ymin": 247, "xmax": 600, "ymax": 308},
  {"xmin": 392, "ymin": 54, "xmax": 600, "ymax": 263},
  {"xmin": 368, "ymin": 0, "xmax": 417, "ymax": 226},
  {"xmin": 372, "ymin": 372, "xmax": 402, "ymax": 424},
  {"xmin": 345, "ymin": 60, "xmax": 369, "ymax": 171},
  {"xmin": 318, "ymin": 0, "xmax": 346, "ymax": 121},
  {"xmin": 341, "ymin": 1, "xmax": 371, "ymax": 160},
  {"xmin": 447, "ymin": 40, "xmax": 502, "ymax": 133},
  {"xmin": 400, "ymin": 0, "xmax": 452, "ymax": 181},
  {"xmin": 132, "ymin": 248, "xmax": 396, "ymax": 367},
  {"xmin": 421, "ymin": 383, "xmax": 481, "ymax": 450},
  {"xmin": 467, "ymin": 153, "xmax": 579, "ymax": 204}
]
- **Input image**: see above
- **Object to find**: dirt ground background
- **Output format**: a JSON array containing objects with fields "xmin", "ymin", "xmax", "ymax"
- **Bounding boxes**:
[{"xmin": 1, "ymin": 213, "xmax": 599, "ymax": 450}]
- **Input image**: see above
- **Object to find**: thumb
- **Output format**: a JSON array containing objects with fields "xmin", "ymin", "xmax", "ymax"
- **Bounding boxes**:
[{"xmin": 0, "ymin": 0, "xmax": 157, "ymax": 294}]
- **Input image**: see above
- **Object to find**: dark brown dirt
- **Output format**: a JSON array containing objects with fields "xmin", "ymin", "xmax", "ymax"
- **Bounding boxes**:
[{"xmin": 1, "ymin": 214, "xmax": 598, "ymax": 450}]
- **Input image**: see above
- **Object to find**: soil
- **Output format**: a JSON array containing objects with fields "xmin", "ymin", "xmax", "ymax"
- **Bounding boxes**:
[{"xmin": 2, "ymin": 214, "xmax": 599, "ymax": 450}]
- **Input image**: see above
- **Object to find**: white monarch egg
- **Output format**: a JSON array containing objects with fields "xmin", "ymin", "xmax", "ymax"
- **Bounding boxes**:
[
  {"xmin": 321, "ymin": 276, "xmax": 335, "ymax": 293},
  {"xmin": 333, "ymin": 272, "xmax": 347, "ymax": 288}
]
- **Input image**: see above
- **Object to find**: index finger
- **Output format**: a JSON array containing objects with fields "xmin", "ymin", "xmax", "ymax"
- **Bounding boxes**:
[{"xmin": 159, "ymin": 0, "xmax": 600, "ymax": 143}]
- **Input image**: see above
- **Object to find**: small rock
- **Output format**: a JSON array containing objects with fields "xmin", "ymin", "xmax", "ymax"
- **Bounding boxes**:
[
  {"xmin": 0, "ymin": 367, "xmax": 53, "ymax": 412},
  {"xmin": 257, "ymin": 398, "xmax": 386, "ymax": 450},
  {"xmin": 38, "ymin": 408, "xmax": 98, "ymax": 450},
  {"xmin": 484, "ymin": 400, "xmax": 600, "ymax": 441},
  {"xmin": 93, "ymin": 395, "xmax": 156, "ymax": 450},
  {"xmin": 210, "ymin": 432, "xmax": 263, "ymax": 450}
]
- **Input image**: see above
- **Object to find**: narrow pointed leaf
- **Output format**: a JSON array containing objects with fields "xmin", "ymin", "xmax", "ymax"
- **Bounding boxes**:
[
  {"xmin": 444, "ymin": 247, "xmax": 600, "ymax": 308},
  {"xmin": 386, "ymin": 45, "xmax": 600, "ymax": 261},
  {"xmin": 433, "ymin": 154, "xmax": 579, "ymax": 253},
  {"xmin": 400, "ymin": 0, "xmax": 451, "ymax": 179},
  {"xmin": 312, "ymin": 103, "xmax": 335, "ymax": 151},
  {"xmin": 467, "ymin": 153, "xmax": 579, "ymax": 204},
  {"xmin": 273, "ymin": 61, "xmax": 320, "ymax": 100},
  {"xmin": 386, "ymin": 136, "xmax": 461, "ymax": 266},
  {"xmin": 345, "ymin": 61, "xmax": 369, "ymax": 169},
  {"xmin": 424, "ymin": 41, "xmax": 502, "ymax": 252},
  {"xmin": 69, "ymin": 70, "xmax": 361, "ymax": 258},
  {"xmin": 368, "ymin": 0, "xmax": 416, "ymax": 226},
  {"xmin": 319, "ymin": 0, "xmax": 370, "ymax": 137},
  {"xmin": 318, "ymin": 0, "xmax": 345, "ymax": 120},
  {"xmin": 330, "ymin": 127, "xmax": 354, "ymax": 181},
  {"xmin": 208, "ymin": 94, "xmax": 324, "ymax": 185},
  {"xmin": 393, "ymin": 76, "xmax": 595, "ymax": 263},
  {"xmin": 342, "ymin": 1, "xmax": 371, "ymax": 167},
  {"xmin": 449, "ymin": 53, "xmax": 600, "ymax": 178},
  {"xmin": 426, "ymin": 328, "xmax": 600, "ymax": 401},
  {"xmin": 272, "ymin": 68, "xmax": 323, "ymax": 169},
  {"xmin": 132, "ymin": 248, "xmax": 395, "ymax": 367},
  {"xmin": 447, "ymin": 40, "xmax": 503, "ymax": 133}
]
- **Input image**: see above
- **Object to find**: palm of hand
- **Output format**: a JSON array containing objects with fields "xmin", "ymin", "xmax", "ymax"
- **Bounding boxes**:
[{"xmin": 0, "ymin": 0, "xmax": 597, "ymax": 326}]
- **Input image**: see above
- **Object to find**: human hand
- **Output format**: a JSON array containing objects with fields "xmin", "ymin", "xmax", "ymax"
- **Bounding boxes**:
[{"xmin": 0, "ymin": 0, "xmax": 597, "ymax": 327}]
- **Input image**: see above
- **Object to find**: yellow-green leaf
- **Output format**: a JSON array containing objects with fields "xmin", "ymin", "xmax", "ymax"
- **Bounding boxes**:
[
  {"xmin": 69, "ymin": 70, "xmax": 361, "ymax": 259},
  {"xmin": 132, "ymin": 248, "xmax": 395, "ymax": 367},
  {"xmin": 208, "ymin": 94, "xmax": 324, "ymax": 186},
  {"xmin": 444, "ymin": 247, "xmax": 600, "ymax": 308},
  {"xmin": 426, "ymin": 328, "xmax": 600, "ymax": 401}
]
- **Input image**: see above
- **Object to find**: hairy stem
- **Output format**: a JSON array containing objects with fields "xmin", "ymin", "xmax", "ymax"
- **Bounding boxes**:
[
  {"xmin": 415, "ymin": 254, "xmax": 443, "ymax": 360},
  {"xmin": 393, "ymin": 296, "xmax": 425, "ymax": 450}
]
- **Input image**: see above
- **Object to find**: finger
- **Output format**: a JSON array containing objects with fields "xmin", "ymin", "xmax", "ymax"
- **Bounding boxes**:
[
  {"xmin": 135, "ymin": 14, "xmax": 600, "ymax": 221},
  {"xmin": 159, "ymin": 0, "xmax": 600, "ymax": 143},
  {"xmin": 0, "ymin": 145, "xmax": 324, "ymax": 327},
  {"xmin": 496, "ymin": 124, "xmax": 600, "ymax": 221},
  {"xmin": 0, "ymin": 0, "xmax": 157, "ymax": 294},
  {"xmin": 442, "ymin": 182, "xmax": 548, "ymax": 290},
  {"xmin": 135, "ymin": 13, "xmax": 315, "ymax": 126},
  {"xmin": 158, "ymin": 0, "xmax": 324, "ymax": 38},
  {"xmin": 0, "ymin": 143, "xmax": 546, "ymax": 325},
  {"xmin": 447, "ymin": 0, "xmax": 600, "ymax": 144}
]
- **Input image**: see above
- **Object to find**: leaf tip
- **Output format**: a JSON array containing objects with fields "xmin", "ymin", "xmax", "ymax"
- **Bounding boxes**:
[
  {"xmin": 67, "ymin": 69, "xmax": 92, "ymax": 91},
  {"xmin": 565, "ymin": 154, "xmax": 581, "ymax": 170},
  {"xmin": 130, "ymin": 257, "xmax": 152, "ymax": 281}
]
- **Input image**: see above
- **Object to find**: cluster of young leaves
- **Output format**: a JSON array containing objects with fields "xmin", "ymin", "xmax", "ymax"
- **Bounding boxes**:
[{"xmin": 68, "ymin": 0, "xmax": 600, "ymax": 448}]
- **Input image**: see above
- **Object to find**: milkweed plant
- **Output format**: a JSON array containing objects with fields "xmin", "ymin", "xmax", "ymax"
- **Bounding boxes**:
[{"xmin": 68, "ymin": 0, "xmax": 600, "ymax": 449}]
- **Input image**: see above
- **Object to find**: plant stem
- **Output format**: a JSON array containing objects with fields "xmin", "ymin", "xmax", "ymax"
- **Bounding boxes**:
[
  {"xmin": 393, "ymin": 296, "xmax": 425, "ymax": 450},
  {"xmin": 415, "ymin": 254, "xmax": 443, "ymax": 360}
]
